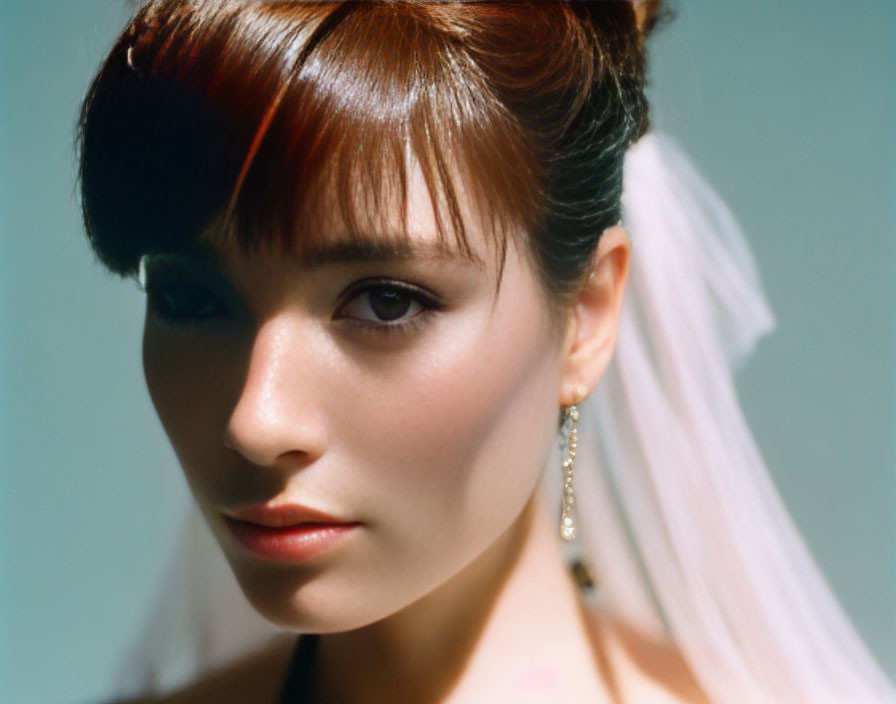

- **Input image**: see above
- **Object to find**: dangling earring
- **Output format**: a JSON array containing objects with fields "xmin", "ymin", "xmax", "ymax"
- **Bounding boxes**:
[{"xmin": 559, "ymin": 403, "xmax": 579, "ymax": 541}]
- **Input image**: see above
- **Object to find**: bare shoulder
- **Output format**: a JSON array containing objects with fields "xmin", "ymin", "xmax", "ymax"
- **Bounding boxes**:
[
  {"xmin": 109, "ymin": 634, "xmax": 297, "ymax": 704},
  {"xmin": 585, "ymin": 601, "xmax": 712, "ymax": 704}
]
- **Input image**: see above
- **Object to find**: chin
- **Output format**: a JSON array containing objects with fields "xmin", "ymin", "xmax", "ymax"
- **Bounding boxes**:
[{"xmin": 226, "ymin": 561, "xmax": 394, "ymax": 634}]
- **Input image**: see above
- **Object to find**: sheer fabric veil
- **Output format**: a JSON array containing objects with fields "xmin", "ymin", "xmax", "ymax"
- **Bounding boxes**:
[
  {"xmin": 110, "ymin": 133, "xmax": 896, "ymax": 703},
  {"xmin": 572, "ymin": 132, "xmax": 896, "ymax": 703}
]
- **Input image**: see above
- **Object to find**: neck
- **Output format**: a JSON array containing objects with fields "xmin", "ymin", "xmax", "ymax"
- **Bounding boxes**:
[{"xmin": 311, "ymin": 488, "xmax": 616, "ymax": 704}]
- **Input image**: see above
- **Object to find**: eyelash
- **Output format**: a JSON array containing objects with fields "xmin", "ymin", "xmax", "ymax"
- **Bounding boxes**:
[
  {"xmin": 141, "ymin": 275, "xmax": 443, "ymax": 336},
  {"xmin": 334, "ymin": 278, "xmax": 444, "ymax": 336},
  {"xmin": 143, "ymin": 280, "xmax": 228, "ymax": 325}
]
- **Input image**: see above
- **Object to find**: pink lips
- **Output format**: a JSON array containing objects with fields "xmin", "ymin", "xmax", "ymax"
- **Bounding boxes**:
[{"xmin": 222, "ymin": 503, "xmax": 361, "ymax": 563}]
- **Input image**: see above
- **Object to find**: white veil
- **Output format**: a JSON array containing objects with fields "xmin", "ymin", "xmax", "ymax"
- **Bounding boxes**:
[
  {"xmin": 110, "ymin": 132, "xmax": 896, "ymax": 702},
  {"xmin": 573, "ymin": 132, "xmax": 896, "ymax": 703}
]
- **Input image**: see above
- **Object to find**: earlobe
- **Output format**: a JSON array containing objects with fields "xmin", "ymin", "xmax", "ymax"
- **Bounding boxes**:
[{"xmin": 559, "ymin": 225, "xmax": 631, "ymax": 406}]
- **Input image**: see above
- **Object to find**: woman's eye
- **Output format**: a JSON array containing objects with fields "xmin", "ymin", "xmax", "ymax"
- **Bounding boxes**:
[
  {"xmin": 137, "ymin": 254, "xmax": 231, "ymax": 325},
  {"xmin": 336, "ymin": 281, "xmax": 441, "ymax": 331},
  {"xmin": 144, "ymin": 281, "xmax": 227, "ymax": 323}
]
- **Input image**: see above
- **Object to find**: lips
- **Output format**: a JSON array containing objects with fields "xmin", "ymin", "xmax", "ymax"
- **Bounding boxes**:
[
  {"xmin": 221, "ymin": 502, "xmax": 361, "ymax": 562},
  {"xmin": 224, "ymin": 502, "xmax": 355, "ymax": 528}
]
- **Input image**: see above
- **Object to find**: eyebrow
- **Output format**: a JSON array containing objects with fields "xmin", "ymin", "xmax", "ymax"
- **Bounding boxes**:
[
  {"xmin": 298, "ymin": 238, "xmax": 484, "ymax": 269},
  {"xmin": 165, "ymin": 234, "xmax": 486, "ymax": 273}
]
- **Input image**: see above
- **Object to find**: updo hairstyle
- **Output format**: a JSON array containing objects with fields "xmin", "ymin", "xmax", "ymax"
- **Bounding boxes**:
[{"xmin": 78, "ymin": 0, "xmax": 664, "ymax": 315}]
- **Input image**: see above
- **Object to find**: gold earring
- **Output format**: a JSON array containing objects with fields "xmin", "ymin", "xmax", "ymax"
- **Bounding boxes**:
[{"xmin": 559, "ymin": 403, "xmax": 579, "ymax": 541}]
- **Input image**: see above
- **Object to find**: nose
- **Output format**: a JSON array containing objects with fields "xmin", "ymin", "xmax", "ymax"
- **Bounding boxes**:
[{"xmin": 223, "ymin": 316, "xmax": 328, "ymax": 468}]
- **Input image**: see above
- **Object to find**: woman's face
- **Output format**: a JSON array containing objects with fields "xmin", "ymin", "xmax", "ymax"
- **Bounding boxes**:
[{"xmin": 141, "ymin": 165, "xmax": 568, "ymax": 632}]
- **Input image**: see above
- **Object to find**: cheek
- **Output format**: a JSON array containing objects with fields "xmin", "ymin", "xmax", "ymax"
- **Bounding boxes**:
[
  {"xmin": 335, "ymin": 286, "xmax": 562, "ymax": 554},
  {"xmin": 141, "ymin": 323, "xmax": 239, "ymax": 495}
]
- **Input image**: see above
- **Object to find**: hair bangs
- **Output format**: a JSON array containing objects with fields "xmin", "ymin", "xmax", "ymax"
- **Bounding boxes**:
[{"xmin": 78, "ymin": 1, "xmax": 543, "ymax": 277}]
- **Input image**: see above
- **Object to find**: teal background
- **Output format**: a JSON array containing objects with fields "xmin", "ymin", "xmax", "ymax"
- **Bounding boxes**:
[{"xmin": 1, "ymin": 1, "xmax": 893, "ymax": 701}]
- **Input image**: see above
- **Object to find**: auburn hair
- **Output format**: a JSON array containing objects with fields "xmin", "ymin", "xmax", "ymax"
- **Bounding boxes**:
[{"xmin": 78, "ymin": 0, "xmax": 662, "ymax": 309}]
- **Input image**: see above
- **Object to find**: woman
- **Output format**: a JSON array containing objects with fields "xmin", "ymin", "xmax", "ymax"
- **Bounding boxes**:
[{"xmin": 77, "ymin": 1, "xmax": 895, "ymax": 702}]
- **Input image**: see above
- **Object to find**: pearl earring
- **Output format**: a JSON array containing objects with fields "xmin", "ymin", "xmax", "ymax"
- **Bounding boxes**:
[{"xmin": 559, "ymin": 403, "xmax": 579, "ymax": 541}]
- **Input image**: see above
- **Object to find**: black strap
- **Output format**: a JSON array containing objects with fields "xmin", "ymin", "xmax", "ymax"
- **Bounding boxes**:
[{"xmin": 277, "ymin": 634, "xmax": 320, "ymax": 704}]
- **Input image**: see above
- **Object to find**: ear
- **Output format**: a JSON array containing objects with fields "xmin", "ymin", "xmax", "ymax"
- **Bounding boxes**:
[{"xmin": 558, "ymin": 225, "xmax": 631, "ymax": 406}]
